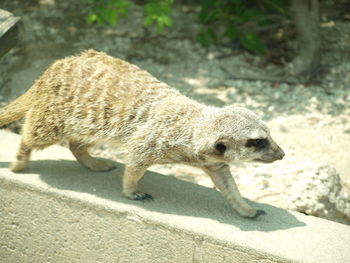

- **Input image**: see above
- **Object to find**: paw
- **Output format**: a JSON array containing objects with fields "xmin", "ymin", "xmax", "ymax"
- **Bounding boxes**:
[
  {"xmin": 247, "ymin": 209, "xmax": 266, "ymax": 219},
  {"xmin": 10, "ymin": 160, "xmax": 28, "ymax": 172},
  {"xmin": 86, "ymin": 158, "xmax": 116, "ymax": 172},
  {"xmin": 252, "ymin": 209, "xmax": 266, "ymax": 219},
  {"xmin": 241, "ymin": 209, "xmax": 266, "ymax": 219},
  {"xmin": 124, "ymin": 191, "xmax": 154, "ymax": 201}
]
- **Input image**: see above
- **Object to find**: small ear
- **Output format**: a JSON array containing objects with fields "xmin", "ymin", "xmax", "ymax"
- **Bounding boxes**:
[{"xmin": 214, "ymin": 141, "xmax": 227, "ymax": 155}]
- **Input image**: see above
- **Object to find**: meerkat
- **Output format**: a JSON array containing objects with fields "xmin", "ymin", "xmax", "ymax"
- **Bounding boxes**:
[{"xmin": 0, "ymin": 49, "xmax": 284, "ymax": 218}]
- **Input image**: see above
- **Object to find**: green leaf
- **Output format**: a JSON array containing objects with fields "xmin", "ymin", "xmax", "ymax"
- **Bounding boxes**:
[
  {"xmin": 107, "ymin": 9, "xmax": 119, "ymax": 26},
  {"xmin": 197, "ymin": 29, "xmax": 216, "ymax": 47},
  {"xmin": 263, "ymin": 0, "xmax": 290, "ymax": 13},
  {"xmin": 143, "ymin": 0, "xmax": 174, "ymax": 32},
  {"xmin": 240, "ymin": 32, "xmax": 266, "ymax": 54},
  {"xmin": 156, "ymin": 20, "xmax": 165, "ymax": 32},
  {"xmin": 224, "ymin": 27, "xmax": 240, "ymax": 40},
  {"xmin": 87, "ymin": 13, "xmax": 98, "ymax": 24},
  {"xmin": 232, "ymin": 0, "xmax": 243, "ymax": 4},
  {"xmin": 88, "ymin": 0, "xmax": 132, "ymax": 27},
  {"xmin": 162, "ymin": 14, "xmax": 173, "ymax": 27},
  {"xmin": 242, "ymin": 8, "xmax": 265, "ymax": 21},
  {"xmin": 144, "ymin": 16, "xmax": 153, "ymax": 27}
]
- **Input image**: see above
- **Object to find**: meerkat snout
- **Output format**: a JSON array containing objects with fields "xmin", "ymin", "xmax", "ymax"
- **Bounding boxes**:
[{"xmin": 246, "ymin": 137, "xmax": 285, "ymax": 163}]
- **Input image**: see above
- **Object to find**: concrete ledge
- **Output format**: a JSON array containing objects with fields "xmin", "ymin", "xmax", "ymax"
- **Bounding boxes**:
[
  {"xmin": 1, "ymin": 130, "xmax": 350, "ymax": 262},
  {"xmin": 0, "ymin": 9, "xmax": 22, "ymax": 58}
]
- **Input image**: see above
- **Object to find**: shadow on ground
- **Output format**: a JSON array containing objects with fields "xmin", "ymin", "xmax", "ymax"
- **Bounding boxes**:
[{"xmin": 0, "ymin": 159, "xmax": 306, "ymax": 232}]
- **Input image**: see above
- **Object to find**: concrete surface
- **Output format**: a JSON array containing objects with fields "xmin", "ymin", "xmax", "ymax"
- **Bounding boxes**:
[
  {"xmin": 0, "ymin": 9, "xmax": 22, "ymax": 58},
  {"xmin": 0, "ymin": 130, "xmax": 350, "ymax": 263}
]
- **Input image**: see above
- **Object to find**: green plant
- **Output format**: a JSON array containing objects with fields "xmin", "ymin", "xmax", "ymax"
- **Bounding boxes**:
[
  {"xmin": 144, "ymin": 0, "xmax": 174, "ymax": 32},
  {"xmin": 87, "ymin": 0, "xmax": 132, "ymax": 26},
  {"xmin": 87, "ymin": 0, "xmax": 289, "ymax": 54},
  {"xmin": 197, "ymin": 0, "xmax": 290, "ymax": 53},
  {"xmin": 87, "ymin": 0, "xmax": 174, "ymax": 32}
]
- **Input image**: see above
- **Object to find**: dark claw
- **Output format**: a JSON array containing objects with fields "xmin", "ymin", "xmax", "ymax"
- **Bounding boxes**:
[
  {"xmin": 143, "ymin": 193, "xmax": 154, "ymax": 201},
  {"xmin": 133, "ymin": 193, "xmax": 153, "ymax": 201},
  {"xmin": 254, "ymin": 209, "xmax": 266, "ymax": 218}
]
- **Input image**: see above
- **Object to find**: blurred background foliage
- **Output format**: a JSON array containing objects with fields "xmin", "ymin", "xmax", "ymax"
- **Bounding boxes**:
[{"xmin": 87, "ymin": 0, "xmax": 291, "ymax": 54}]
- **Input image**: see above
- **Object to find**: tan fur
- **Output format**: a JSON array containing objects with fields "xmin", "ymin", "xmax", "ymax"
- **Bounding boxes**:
[{"xmin": 0, "ymin": 49, "xmax": 285, "ymax": 218}]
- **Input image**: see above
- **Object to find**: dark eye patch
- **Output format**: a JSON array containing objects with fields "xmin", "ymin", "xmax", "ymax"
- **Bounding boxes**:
[
  {"xmin": 215, "ymin": 142, "xmax": 227, "ymax": 154},
  {"xmin": 246, "ymin": 138, "xmax": 268, "ymax": 149}
]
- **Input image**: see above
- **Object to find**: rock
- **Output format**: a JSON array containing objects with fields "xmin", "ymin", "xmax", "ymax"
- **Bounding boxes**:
[
  {"xmin": 232, "ymin": 154, "xmax": 350, "ymax": 225},
  {"xmin": 287, "ymin": 164, "xmax": 350, "ymax": 225},
  {"xmin": 0, "ymin": 9, "xmax": 22, "ymax": 58}
]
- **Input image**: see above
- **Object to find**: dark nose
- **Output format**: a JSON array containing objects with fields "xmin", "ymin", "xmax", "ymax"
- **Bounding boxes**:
[{"xmin": 277, "ymin": 148, "xmax": 285, "ymax": 160}]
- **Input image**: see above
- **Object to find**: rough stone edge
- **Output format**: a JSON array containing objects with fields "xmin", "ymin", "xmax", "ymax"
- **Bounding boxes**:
[
  {"xmin": 0, "ymin": 9, "xmax": 22, "ymax": 58},
  {"xmin": 0, "ymin": 177, "xmax": 289, "ymax": 263}
]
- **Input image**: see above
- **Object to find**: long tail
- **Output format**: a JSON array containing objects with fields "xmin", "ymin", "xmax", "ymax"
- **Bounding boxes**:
[{"xmin": 0, "ymin": 89, "xmax": 35, "ymax": 127}]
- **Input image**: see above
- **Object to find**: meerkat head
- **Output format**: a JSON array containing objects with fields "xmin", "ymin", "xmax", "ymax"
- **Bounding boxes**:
[{"xmin": 195, "ymin": 106, "xmax": 285, "ymax": 164}]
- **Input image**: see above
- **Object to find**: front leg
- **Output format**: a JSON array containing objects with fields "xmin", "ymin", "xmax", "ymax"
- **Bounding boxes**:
[
  {"xmin": 202, "ymin": 164, "xmax": 265, "ymax": 218},
  {"xmin": 122, "ymin": 165, "xmax": 153, "ymax": 201}
]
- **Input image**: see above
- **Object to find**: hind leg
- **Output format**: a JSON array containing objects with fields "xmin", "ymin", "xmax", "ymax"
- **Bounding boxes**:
[
  {"xmin": 10, "ymin": 110, "xmax": 62, "ymax": 172},
  {"xmin": 10, "ymin": 135, "xmax": 58, "ymax": 172},
  {"xmin": 10, "ymin": 141, "xmax": 32, "ymax": 172},
  {"xmin": 69, "ymin": 142, "xmax": 116, "ymax": 172}
]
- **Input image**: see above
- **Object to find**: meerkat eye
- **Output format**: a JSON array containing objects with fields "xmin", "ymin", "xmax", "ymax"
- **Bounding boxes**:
[
  {"xmin": 215, "ymin": 142, "xmax": 227, "ymax": 154},
  {"xmin": 246, "ymin": 138, "xmax": 268, "ymax": 149}
]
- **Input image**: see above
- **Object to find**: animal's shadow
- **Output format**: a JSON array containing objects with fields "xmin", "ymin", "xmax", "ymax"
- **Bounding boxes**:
[{"xmin": 0, "ymin": 159, "xmax": 306, "ymax": 232}]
